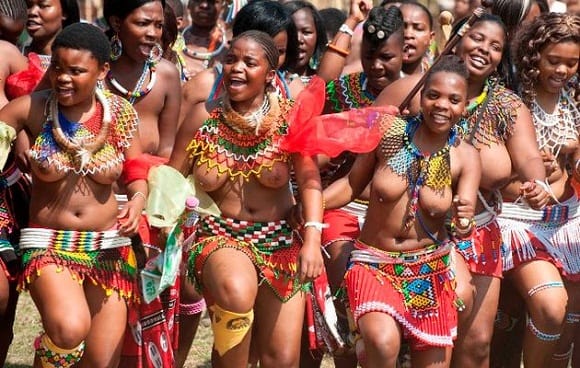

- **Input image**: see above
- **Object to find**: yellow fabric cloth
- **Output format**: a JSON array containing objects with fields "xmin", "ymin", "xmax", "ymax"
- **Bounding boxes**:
[{"xmin": 210, "ymin": 304, "xmax": 254, "ymax": 356}]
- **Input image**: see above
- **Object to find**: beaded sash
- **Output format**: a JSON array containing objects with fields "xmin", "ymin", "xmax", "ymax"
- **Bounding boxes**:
[
  {"xmin": 326, "ymin": 72, "xmax": 375, "ymax": 112},
  {"xmin": 186, "ymin": 97, "xmax": 293, "ymax": 180},
  {"xmin": 29, "ymin": 91, "xmax": 138, "ymax": 175}
]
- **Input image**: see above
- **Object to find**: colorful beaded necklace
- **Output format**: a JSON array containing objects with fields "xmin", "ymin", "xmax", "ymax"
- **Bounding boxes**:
[
  {"xmin": 326, "ymin": 72, "xmax": 375, "ymax": 112},
  {"xmin": 108, "ymin": 61, "xmax": 157, "ymax": 104},
  {"xmin": 186, "ymin": 95, "xmax": 293, "ymax": 180},
  {"xmin": 381, "ymin": 116, "xmax": 457, "ymax": 231},
  {"xmin": 181, "ymin": 25, "xmax": 227, "ymax": 69},
  {"xmin": 460, "ymin": 81, "xmax": 519, "ymax": 149},
  {"xmin": 531, "ymin": 90, "xmax": 579, "ymax": 157},
  {"xmin": 30, "ymin": 90, "xmax": 138, "ymax": 175}
]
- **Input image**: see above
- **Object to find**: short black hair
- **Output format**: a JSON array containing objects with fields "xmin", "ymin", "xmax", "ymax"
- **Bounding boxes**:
[
  {"xmin": 60, "ymin": 0, "xmax": 81, "ymax": 27},
  {"xmin": 399, "ymin": 0, "xmax": 433, "ymax": 30},
  {"xmin": 422, "ymin": 54, "xmax": 469, "ymax": 91},
  {"xmin": 319, "ymin": 7, "xmax": 346, "ymax": 39},
  {"xmin": 104, "ymin": 0, "xmax": 166, "ymax": 24},
  {"xmin": 232, "ymin": 0, "xmax": 298, "ymax": 70},
  {"xmin": 52, "ymin": 23, "xmax": 111, "ymax": 65}
]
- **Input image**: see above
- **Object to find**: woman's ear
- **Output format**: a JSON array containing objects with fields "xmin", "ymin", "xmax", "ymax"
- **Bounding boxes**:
[
  {"xmin": 109, "ymin": 15, "xmax": 122, "ymax": 33},
  {"xmin": 265, "ymin": 69, "xmax": 276, "ymax": 86},
  {"xmin": 98, "ymin": 62, "xmax": 110, "ymax": 82}
]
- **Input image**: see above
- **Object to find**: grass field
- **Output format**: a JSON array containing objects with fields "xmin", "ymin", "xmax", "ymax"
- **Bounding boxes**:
[{"xmin": 5, "ymin": 293, "xmax": 333, "ymax": 367}]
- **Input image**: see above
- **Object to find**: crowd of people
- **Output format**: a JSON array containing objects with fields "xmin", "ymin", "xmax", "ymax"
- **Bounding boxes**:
[{"xmin": 0, "ymin": 0, "xmax": 578, "ymax": 367}]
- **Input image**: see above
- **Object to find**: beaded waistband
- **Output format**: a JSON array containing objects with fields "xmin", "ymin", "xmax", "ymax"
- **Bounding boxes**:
[
  {"xmin": 0, "ymin": 163, "xmax": 23, "ymax": 189},
  {"xmin": 351, "ymin": 239, "xmax": 451, "ymax": 264},
  {"xmin": 198, "ymin": 215, "xmax": 294, "ymax": 248},
  {"xmin": 500, "ymin": 193, "xmax": 579, "ymax": 223},
  {"xmin": 19, "ymin": 228, "xmax": 131, "ymax": 252}
]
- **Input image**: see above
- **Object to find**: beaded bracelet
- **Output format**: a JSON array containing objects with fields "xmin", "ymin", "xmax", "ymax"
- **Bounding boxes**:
[
  {"xmin": 303, "ymin": 221, "xmax": 329, "ymax": 232},
  {"xmin": 326, "ymin": 43, "xmax": 350, "ymax": 57},
  {"xmin": 449, "ymin": 217, "xmax": 475, "ymax": 238}
]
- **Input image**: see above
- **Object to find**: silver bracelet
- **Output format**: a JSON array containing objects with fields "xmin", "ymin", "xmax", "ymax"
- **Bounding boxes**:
[{"xmin": 339, "ymin": 23, "xmax": 354, "ymax": 37}]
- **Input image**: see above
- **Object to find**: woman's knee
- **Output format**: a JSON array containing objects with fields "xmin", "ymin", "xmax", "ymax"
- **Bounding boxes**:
[
  {"xmin": 43, "ymin": 317, "xmax": 90, "ymax": 349},
  {"xmin": 528, "ymin": 291, "xmax": 568, "ymax": 329},
  {"xmin": 210, "ymin": 275, "xmax": 258, "ymax": 311},
  {"xmin": 360, "ymin": 327, "xmax": 400, "ymax": 363},
  {"xmin": 260, "ymin": 348, "xmax": 300, "ymax": 368}
]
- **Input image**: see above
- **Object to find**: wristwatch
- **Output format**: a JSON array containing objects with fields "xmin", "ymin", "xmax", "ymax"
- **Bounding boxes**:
[{"xmin": 339, "ymin": 23, "xmax": 354, "ymax": 37}]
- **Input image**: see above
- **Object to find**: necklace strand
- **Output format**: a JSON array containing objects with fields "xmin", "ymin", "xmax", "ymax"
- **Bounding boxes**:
[{"xmin": 49, "ymin": 88, "xmax": 112, "ymax": 172}]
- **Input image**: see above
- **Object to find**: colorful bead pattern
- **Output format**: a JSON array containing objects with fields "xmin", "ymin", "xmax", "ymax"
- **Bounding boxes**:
[
  {"xmin": 186, "ymin": 97, "xmax": 293, "ymax": 180},
  {"xmin": 326, "ymin": 72, "xmax": 375, "ymax": 113},
  {"xmin": 29, "ymin": 90, "xmax": 138, "ymax": 175}
]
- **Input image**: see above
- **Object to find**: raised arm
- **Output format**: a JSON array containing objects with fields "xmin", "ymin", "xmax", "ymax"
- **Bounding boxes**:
[{"xmin": 317, "ymin": 0, "xmax": 370, "ymax": 82}]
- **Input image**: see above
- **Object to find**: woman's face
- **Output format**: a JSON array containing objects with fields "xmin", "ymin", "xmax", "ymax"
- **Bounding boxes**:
[
  {"xmin": 537, "ymin": 41, "xmax": 580, "ymax": 95},
  {"xmin": 292, "ymin": 8, "xmax": 317, "ymax": 70},
  {"xmin": 455, "ymin": 21, "xmax": 505, "ymax": 81},
  {"xmin": 421, "ymin": 71, "xmax": 467, "ymax": 135},
  {"xmin": 400, "ymin": 4, "xmax": 433, "ymax": 65},
  {"xmin": 272, "ymin": 31, "xmax": 288, "ymax": 68},
  {"xmin": 26, "ymin": 0, "xmax": 63, "ymax": 40},
  {"xmin": 360, "ymin": 32, "xmax": 404, "ymax": 95},
  {"xmin": 188, "ymin": 0, "xmax": 222, "ymax": 28},
  {"xmin": 223, "ymin": 37, "xmax": 275, "ymax": 102},
  {"xmin": 117, "ymin": 1, "xmax": 164, "ymax": 62},
  {"xmin": 48, "ymin": 47, "xmax": 108, "ymax": 107}
]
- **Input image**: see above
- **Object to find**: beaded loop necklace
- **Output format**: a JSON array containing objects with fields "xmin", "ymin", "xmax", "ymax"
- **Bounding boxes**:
[
  {"xmin": 50, "ymin": 88, "xmax": 112, "ymax": 171},
  {"xmin": 531, "ymin": 90, "xmax": 579, "ymax": 157},
  {"xmin": 107, "ymin": 45, "xmax": 162, "ymax": 104},
  {"xmin": 381, "ymin": 116, "xmax": 457, "ymax": 231},
  {"xmin": 186, "ymin": 95, "xmax": 293, "ymax": 181},
  {"xmin": 181, "ymin": 25, "xmax": 228, "ymax": 69},
  {"xmin": 30, "ymin": 90, "xmax": 139, "ymax": 175}
]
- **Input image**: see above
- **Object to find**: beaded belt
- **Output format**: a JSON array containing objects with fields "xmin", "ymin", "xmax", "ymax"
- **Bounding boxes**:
[
  {"xmin": 198, "ymin": 215, "xmax": 294, "ymax": 248},
  {"xmin": 350, "ymin": 241, "xmax": 451, "ymax": 264},
  {"xmin": 19, "ymin": 228, "xmax": 131, "ymax": 252},
  {"xmin": 0, "ymin": 164, "xmax": 23, "ymax": 189},
  {"xmin": 501, "ymin": 194, "xmax": 579, "ymax": 223}
]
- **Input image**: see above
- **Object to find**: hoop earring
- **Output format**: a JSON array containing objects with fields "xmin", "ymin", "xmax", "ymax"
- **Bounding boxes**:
[
  {"xmin": 110, "ymin": 33, "xmax": 123, "ymax": 61},
  {"xmin": 147, "ymin": 43, "xmax": 163, "ymax": 65}
]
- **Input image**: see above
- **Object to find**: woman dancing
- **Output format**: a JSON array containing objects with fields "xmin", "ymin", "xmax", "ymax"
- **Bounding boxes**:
[
  {"xmin": 0, "ymin": 23, "xmax": 146, "ymax": 367},
  {"xmin": 164, "ymin": 30, "xmax": 324, "ymax": 367},
  {"xmin": 498, "ymin": 12, "xmax": 580, "ymax": 368},
  {"xmin": 324, "ymin": 55, "xmax": 480, "ymax": 368}
]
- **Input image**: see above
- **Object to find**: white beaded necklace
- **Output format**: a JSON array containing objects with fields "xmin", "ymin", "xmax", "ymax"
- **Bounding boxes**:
[{"xmin": 532, "ymin": 90, "xmax": 579, "ymax": 157}]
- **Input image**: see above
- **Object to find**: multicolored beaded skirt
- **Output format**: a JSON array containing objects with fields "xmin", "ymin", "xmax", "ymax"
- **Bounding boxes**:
[
  {"xmin": 189, "ymin": 214, "xmax": 305, "ymax": 302},
  {"xmin": 344, "ymin": 240, "xmax": 458, "ymax": 350},
  {"xmin": 19, "ymin": 227, "xmax": 138, "ymax": 303}
]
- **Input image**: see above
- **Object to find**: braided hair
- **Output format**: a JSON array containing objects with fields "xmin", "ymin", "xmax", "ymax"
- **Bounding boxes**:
[
  {"xmin": 513, "ymin": 12, "xmax": 580, "ymax": 106},
  {"xmin": 231, "ymin": 30, "xmax": 280, "ymax": 70},
  {"xmin": 363, "ymin": 6, "xmax": 404, "ymax": 53},
  {"xmin": 422, "ymin": 55, "xmax": 469, "ymax": 93}
]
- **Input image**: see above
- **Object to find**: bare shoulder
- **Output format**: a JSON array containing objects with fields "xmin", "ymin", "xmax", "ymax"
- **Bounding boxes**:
[
  {"xmin": 374, "ymin": 74, "xmax": 422, "ymax": 109},
  {"xmin": 182, "ymin": 67, "xmax": 217, "ymax": 105},
  {"xmin": 0, "ymin": 41, "xmax": 27, "ymax": 72}
]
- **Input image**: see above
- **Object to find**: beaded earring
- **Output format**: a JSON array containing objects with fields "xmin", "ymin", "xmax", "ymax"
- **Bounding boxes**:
[
  {"xmin": 308, "ymin": 55, "xmax": 319, "ymax": 70},
  {"xmin": 110, "ymin": 33, "xmax": 123, "ymax": 61}
]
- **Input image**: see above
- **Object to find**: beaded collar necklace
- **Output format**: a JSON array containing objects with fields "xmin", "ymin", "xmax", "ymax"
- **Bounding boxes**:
[
  {"xmin": 49, "ymin": 88, "xmax": 112, "ymax": 172},
  {"xmin": 222, "ymin": 93, "xmax": 272, "ymax": 135},
  {"xmin": 532, "ymin": 90, "xmax": 579, "ymax": 157},
  {"xmin": 382, "ymin": 116, "xmax": 457, "ymax": 231}
]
